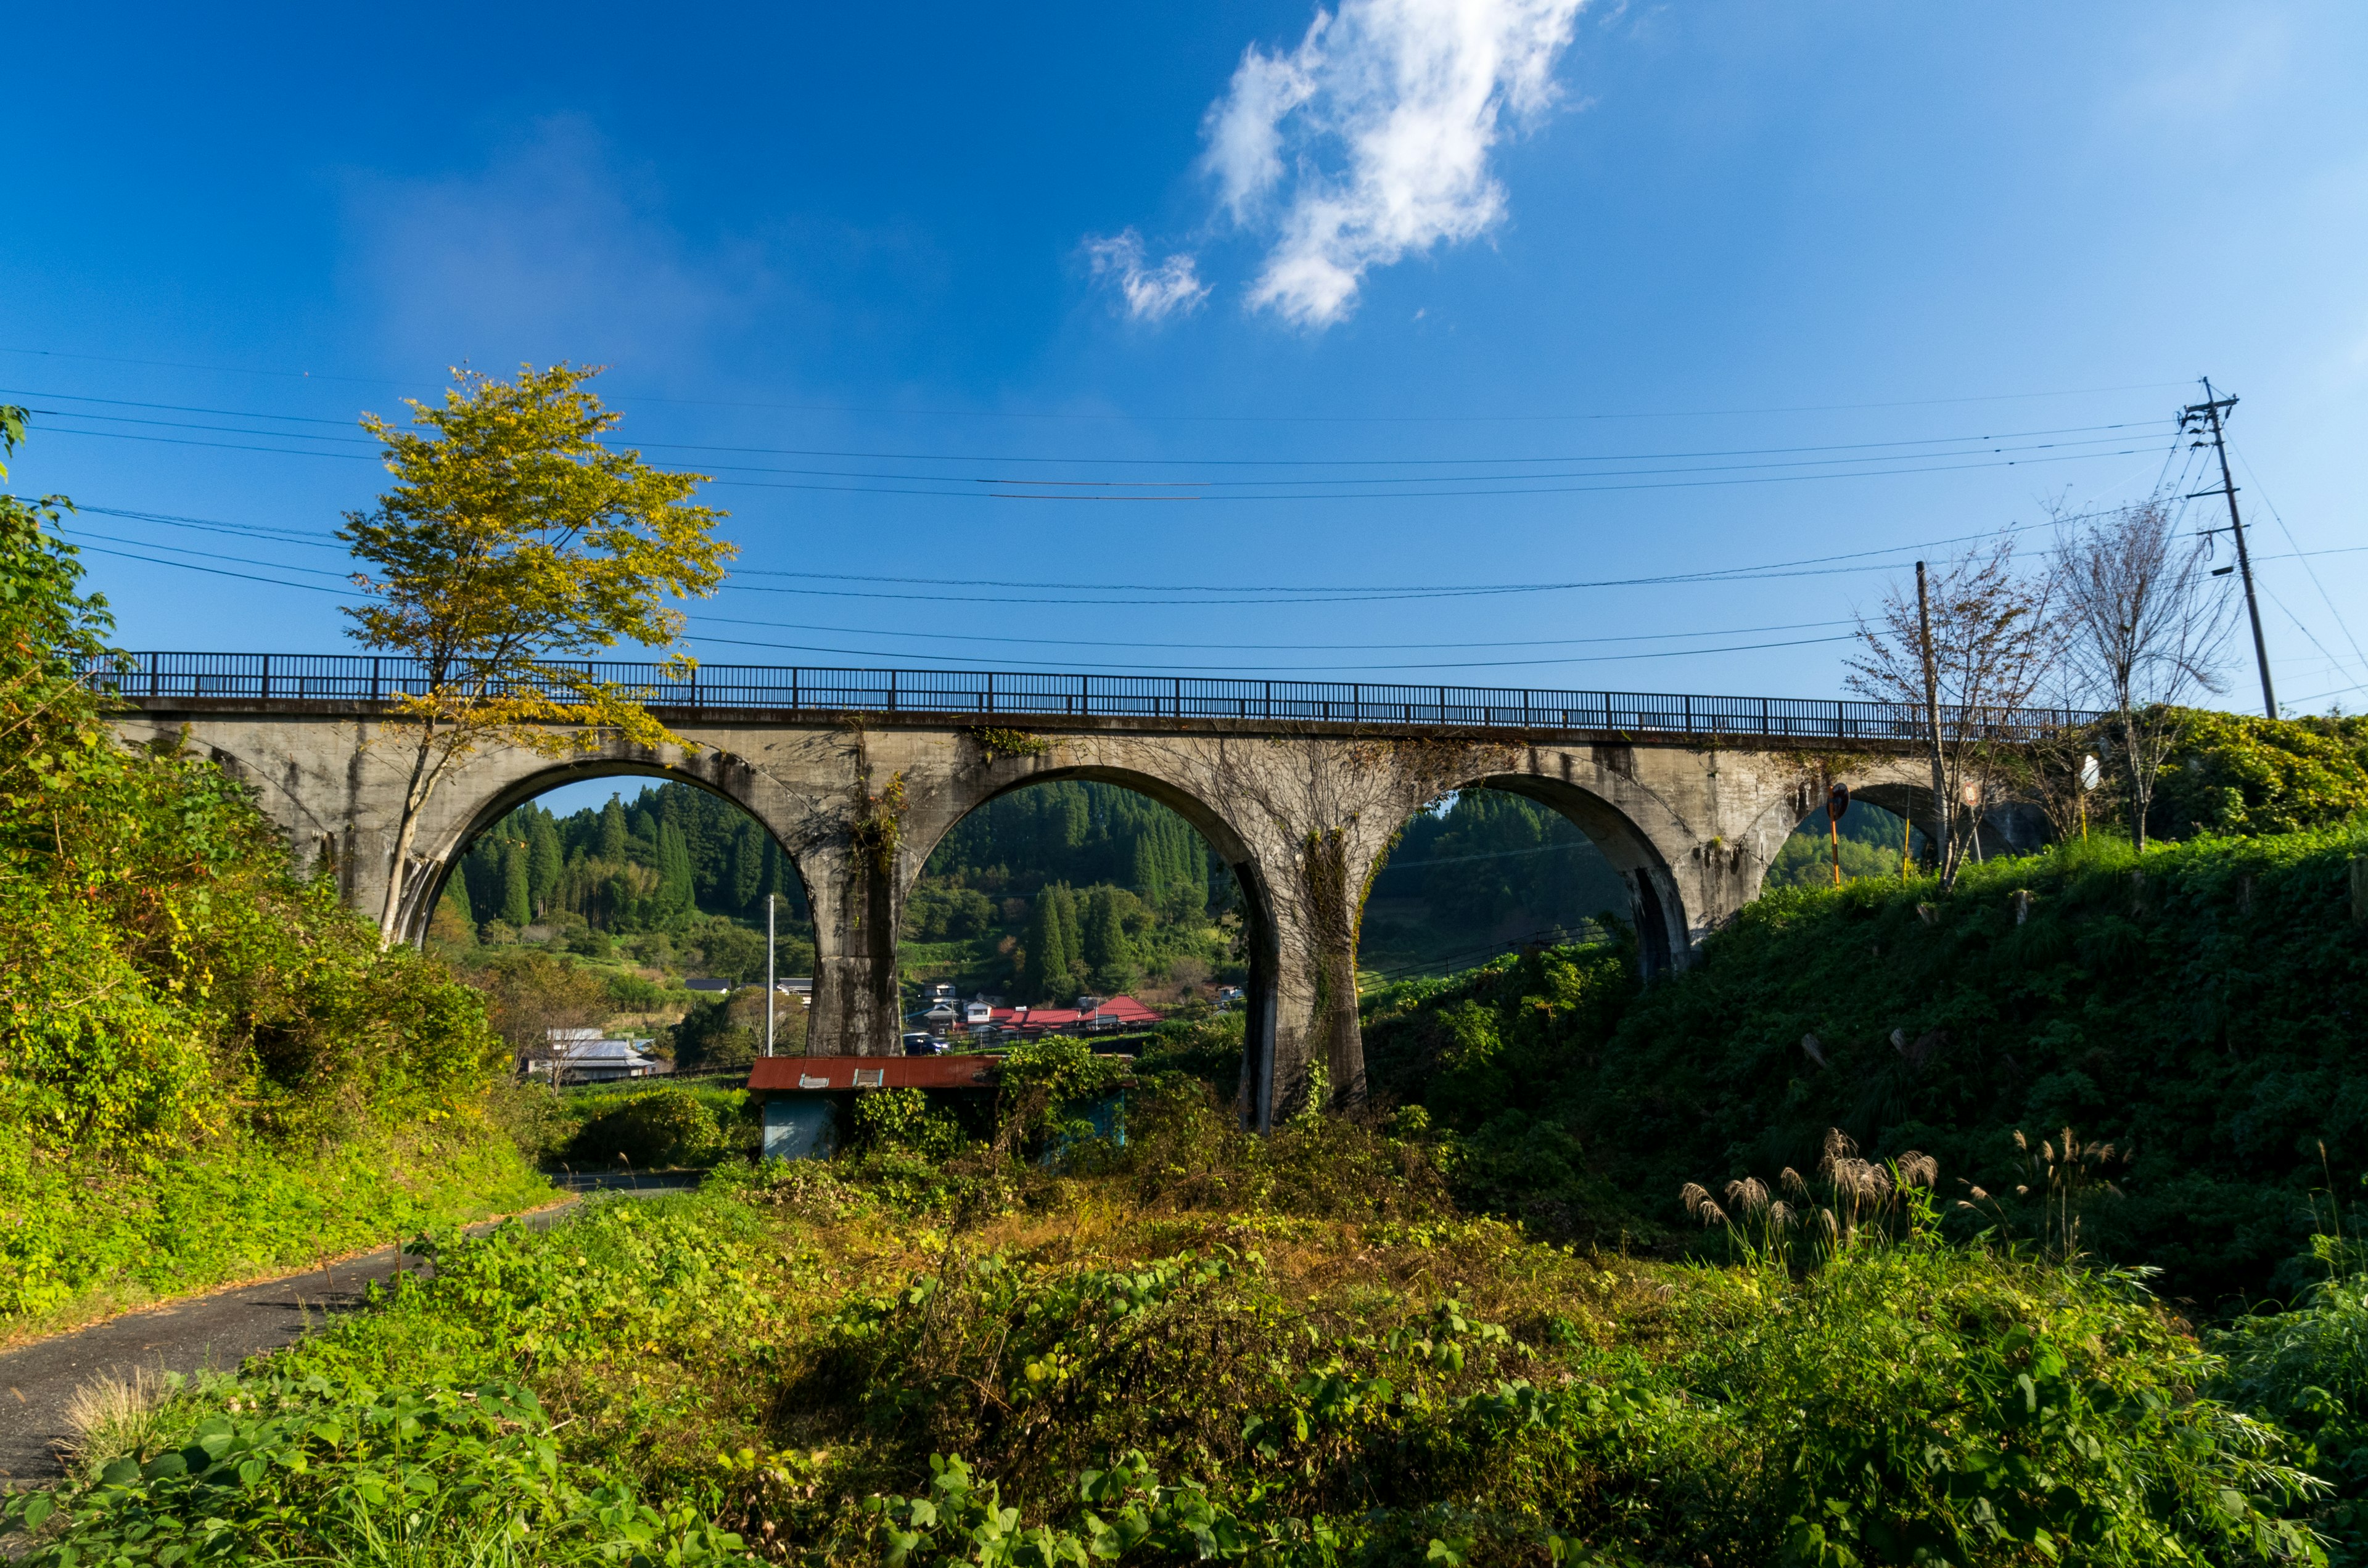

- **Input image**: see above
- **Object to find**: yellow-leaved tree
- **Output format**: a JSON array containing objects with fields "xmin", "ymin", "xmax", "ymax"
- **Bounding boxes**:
[{"xmin": 339, "ymin": 364, "xmax": 734, "ymax": 946}]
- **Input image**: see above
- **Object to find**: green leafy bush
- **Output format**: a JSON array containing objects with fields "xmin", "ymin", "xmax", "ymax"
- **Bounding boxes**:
[
  {"xmin": 564, "ymin": 1087, "xmax": 726, "ymax": 1169},
  {"xmin": 0, "ymin": 1374, "xmax": 746, "ymax": 1566}
]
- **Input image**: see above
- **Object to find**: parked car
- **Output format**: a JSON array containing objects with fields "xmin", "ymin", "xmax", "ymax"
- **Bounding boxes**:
[{"xmin": 902, "ymin": 1032, "xmax": 942, "ymax": 1056}]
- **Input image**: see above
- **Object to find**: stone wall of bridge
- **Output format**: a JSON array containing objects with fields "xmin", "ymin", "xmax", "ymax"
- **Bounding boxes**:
[{"xmin": 109, "ymin": 702, "xmax": 2022, "ymax": 1129}]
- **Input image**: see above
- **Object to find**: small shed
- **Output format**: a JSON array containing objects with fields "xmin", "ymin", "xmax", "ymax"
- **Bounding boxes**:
[{"xmin": 747, "ymin": 1054, "xmax": 999, "ymax": 1161}]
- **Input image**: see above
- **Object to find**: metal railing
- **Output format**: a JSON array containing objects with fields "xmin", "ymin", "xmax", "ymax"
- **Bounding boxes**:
[{"xmin": 79, "ymin": 651, "xmax": 2097, "ymax": 742}]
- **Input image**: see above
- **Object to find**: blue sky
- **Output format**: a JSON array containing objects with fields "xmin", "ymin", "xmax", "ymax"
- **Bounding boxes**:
[{"xmin": 7, "ymin": 2, "xmax": 2366, "ymax": 715}]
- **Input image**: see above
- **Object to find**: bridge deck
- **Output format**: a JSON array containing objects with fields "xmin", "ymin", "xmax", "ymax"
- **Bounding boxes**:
[{"xmin": 81, "ymin": 652, "xmax": 2092, "ymax": 744}]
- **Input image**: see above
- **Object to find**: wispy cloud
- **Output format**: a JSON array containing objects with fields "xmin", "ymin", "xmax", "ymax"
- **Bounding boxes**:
[
  {"xmin": 1203, "ymin": 0, "xmax": 1585, "ymax": 327},
  {"xmin": 1085, "ymin": 228, "xmax": 1212, "ymax": 322}
]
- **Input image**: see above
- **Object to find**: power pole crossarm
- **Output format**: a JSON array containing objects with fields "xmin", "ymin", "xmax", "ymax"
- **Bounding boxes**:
[{"xmin": 2183, "ymin": 379, "xmax": 2277, "ymax": 718}]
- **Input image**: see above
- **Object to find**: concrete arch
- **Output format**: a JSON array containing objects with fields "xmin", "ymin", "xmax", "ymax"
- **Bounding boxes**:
[
  {"xmin": 1733, "ymin": 767, "xmax": 2058, "ymax": 907},
  {"xmin": 408, "ymin": 757, "xmax": 818, "ymax": 947},
  {"xmin": 1388, "ymin": 773, "xmax": 1690, "ymax": 981},
  {"xmin": 893, "ymin": 760, "xmax": 1285, "ymax": 1127}
]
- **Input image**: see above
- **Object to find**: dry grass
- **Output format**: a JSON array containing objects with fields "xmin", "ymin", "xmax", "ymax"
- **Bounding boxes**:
[{"xmin": 61, "ymin": 1363, "xmax": 174, "ymax": 1477}]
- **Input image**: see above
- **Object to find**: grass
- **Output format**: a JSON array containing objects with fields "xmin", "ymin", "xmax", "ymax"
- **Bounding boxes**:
[{"xmin": 0, "ymin": 1106, "xmax": 554, "ymax": 1344}]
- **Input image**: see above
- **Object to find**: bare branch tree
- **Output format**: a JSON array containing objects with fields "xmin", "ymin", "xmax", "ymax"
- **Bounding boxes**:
[
  {"xmin": 2052, "ymin": 498, "xmax": 2232, "ymax": 850},
  {"xmin": 1846, "ymin": 537, "xmax": 2058, "ymax": 889}
]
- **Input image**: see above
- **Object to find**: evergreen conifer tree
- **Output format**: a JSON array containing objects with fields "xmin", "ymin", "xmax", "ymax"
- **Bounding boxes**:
[
  {"xmin": 598, "ymin": 795, "xmax": 628, "ymax": 861},
  {"xmin": 1021, "ymin": 887, "xmax": 1070, "ymax": 1002},
  {"xmin": 1082, "ymin": 885, "xmax": 1133, "ymax": 990},
  {"xmin": 1051, "ymin": 884, "xmax": 1082, "ymax": 992},
  {"xmin": 657, "ymin": 820, "xmax": 696, "ymax": 916},
  {"xmin": 500, "ymin": 836, "xmax": 533, "ymax": 926},
  {"xmin": 730, "ymin": 819, "xmax": 765, "ymax": 911},
  {"xmin": 1130, "ymin": 834, "xmax": 1164, "ymax": 902},
  {"xmin": 527, "ymin": 812, "xmax": 563, "ymax": 916}
]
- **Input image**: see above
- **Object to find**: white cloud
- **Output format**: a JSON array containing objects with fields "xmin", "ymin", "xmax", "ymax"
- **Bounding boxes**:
[
  {"xmin": 1085, "ymin": 229, "xmax": 1212, "ymax": 322},
  {"xmin": 1202, "ymin": 0, "xmax": 1585, "ymax": 327}
]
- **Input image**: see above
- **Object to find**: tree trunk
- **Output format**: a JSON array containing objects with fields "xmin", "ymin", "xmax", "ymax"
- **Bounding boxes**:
[{"xmin": 377, "ymin": 728, "xmax": 443, "ymax": 948}]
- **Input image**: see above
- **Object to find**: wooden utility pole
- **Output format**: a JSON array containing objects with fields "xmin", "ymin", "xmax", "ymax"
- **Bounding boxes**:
[
  {"xmin": 2181, "ymin": 379, "xmax": 2276, "ymax": 718},
  {"xmin": 1826, "ymin": 781, "xmax": 1849, "ymax": 888},
  {"xmin": 1915, "ymin": 561, "xmax": 1952, "ymax": 885}
]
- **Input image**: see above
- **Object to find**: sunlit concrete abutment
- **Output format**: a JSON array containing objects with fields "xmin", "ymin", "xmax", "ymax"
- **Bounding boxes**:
[{"xmin": 105, "ymin": 667, "xmax": 2065, "ymax": 1129}]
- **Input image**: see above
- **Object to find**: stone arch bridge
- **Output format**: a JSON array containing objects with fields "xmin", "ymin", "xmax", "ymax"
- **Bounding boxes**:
[{"xmin": 97, "ymin": 654, "xmax": 2067, "ymax": 1129}]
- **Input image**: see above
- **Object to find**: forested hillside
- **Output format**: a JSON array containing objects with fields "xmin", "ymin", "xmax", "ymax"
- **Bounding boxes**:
[{"xmin": 902, "ymin": 781, "xmax": 1239, "ymax": 1004}]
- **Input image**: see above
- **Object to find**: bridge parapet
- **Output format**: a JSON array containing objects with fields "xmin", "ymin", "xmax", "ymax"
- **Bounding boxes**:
[{"xmin": 80, "ymin": 652, "xmax": 2093, "ymax": 745}]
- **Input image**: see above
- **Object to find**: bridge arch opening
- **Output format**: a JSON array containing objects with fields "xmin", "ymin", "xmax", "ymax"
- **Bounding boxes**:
[
  {"xmin": 426, "ymin": 767, "xmax": 816, "ymax": 1072},
  {"xmin": 895, "ymin": 768, "xmax": 1275, "ymax": 1110},
  {"xmin": 1363, "ymin": 776, "xmax": 1686, "ymax": 990},
  {"xmin": 1761, "ymin": 795, "xmax": 1931, "ymax": 892},
  {"xmin": 1745, "ymin": 781, "xmax": 2054, "ymax": 904}
]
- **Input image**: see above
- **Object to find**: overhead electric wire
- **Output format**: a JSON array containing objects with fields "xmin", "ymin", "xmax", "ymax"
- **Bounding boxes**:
[
  {"xmin": 0, "ymin": 388, "xmax": 2181, "ymax": 467},
  {"xmin": 20, "ymin": 413, "xmax": 2164, "ymax": 501},
  {"xmin": 67, "ymin": 542, "xmax": 356, "ymax": 596},
  {"xmin": 679, "ymin": 628, "xmax": 1857, "ymax": 674},
  {"xmin": 0, "ymin": 346, "xmax": 2190, "ymax": 422},
  {"xmin": 684, "ymin": 611, "xmax": 1856, "ymax": 654},
  {"xmin": 2231, "ymin": 440, "xmax": 2368, "ymax": 690}
]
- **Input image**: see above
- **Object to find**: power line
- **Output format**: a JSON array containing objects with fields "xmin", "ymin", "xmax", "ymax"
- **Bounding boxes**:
[
  {"xmin": 20, "ymin": 401, "xmax": 2166, "ymax": 483},
  {"xmin": 1, "ymin": 386, "xmax": 2169, "ymax": 467},
  {"xmin": 19, "ymin": 416, "xmax": 2164, "ymax": 501},
  {"xmin": 0, "ymin": 346, "xmax": 2191, "ymax": 423},
  {"xmin": 680, "ymin": 628, "xmax": 1858, "ymax": 675},
  {"xmin": 2230, "ymin": 439, "xmax": 2368, "ymax": 692},
  {"xmin": 686, "ymin": 610, "xmax": 1856, "ymax": 654}
]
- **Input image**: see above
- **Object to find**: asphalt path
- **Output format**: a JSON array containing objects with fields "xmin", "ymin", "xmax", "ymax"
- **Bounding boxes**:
[{"xmin": 0, "ymin": 1173, "xmax": 699, "ymax": 1484}]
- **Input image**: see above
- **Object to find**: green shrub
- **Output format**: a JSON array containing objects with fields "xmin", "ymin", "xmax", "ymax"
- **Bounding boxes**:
[
  {"xmin": 852, "ymin": 1086, "xmax": 964, "ymax": 1160},
  {"xmin": 2216, "ymin": 1252, "xmax": 2368, "ymax": 1563},
  {"xmin": 564, "ymin": 1088, "xmax": 724, "ymax": 1169},
  {"xmin": 0, "ymin": 1374, "xmax": 746, "ymax": 1567}
]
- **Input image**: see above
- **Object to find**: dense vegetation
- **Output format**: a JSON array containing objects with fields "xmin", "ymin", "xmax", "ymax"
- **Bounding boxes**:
[
  {"xmin": 0, "ymin": 417, "xmax": 547, "ymax": 1336},
  {"xmin": 8, "ymin": 1077, "xmax": 2345, "ymax": 1566},
  {"xmin": 1365, "ymin": 814, "xmax": 2368, "ymax": 1310}
]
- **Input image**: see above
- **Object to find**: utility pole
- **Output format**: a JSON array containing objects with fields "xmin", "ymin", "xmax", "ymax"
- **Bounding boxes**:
[
  {"xmin": 1825, "ymin": 781, "xmax": 1849, "ymax": 889},
  {"xmin": 1915, "ymin": 561, "xmax": 1952, "ymax": 885},
  {"xmin": 2181, "ymin": 378, "xmax": 2277, "ymax": 718},
  {"xmin": 764, "ymin": 893, "xmax": 776, "ymax": 1057}
]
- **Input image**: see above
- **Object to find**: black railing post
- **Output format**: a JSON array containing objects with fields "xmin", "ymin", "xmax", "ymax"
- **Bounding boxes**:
[
  {"xmin": 888, "ymin": 669, "xmax": 897, "ymax": 713},
  {"xmin": 1264, "ymin": 679, "xmax": 1273, "ymax": 719},
  {"xmin": 371, "ymin": 657, "xmax": 382, "ymax": 702},
  {"xmin": 985, "ymin": 670, "xmax": 994, "ymax": 715}
]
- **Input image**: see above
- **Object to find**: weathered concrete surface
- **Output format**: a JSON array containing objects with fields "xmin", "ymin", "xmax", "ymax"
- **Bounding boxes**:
[{"xmin": 110, "ymin": 701, "xmax": 2022, "ymax": 1125}]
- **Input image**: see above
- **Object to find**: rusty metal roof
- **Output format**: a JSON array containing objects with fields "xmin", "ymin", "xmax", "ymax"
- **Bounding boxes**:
[{"xmin": 746, "ymin": 1054, "xmax": 1000, "ymax": 1092}]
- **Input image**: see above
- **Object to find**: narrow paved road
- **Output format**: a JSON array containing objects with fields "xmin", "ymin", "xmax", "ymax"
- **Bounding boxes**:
[{"xmin": 0, "ymin": 1175, "xmax": 699, "ymax": 1484}]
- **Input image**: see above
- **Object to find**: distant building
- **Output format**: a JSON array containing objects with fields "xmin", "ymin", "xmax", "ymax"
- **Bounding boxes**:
[
  {"xmin": 533, "ymin": 1028, "xmax": 663, "ymax": 1084},
  {"xmin": 980, "ymin": 994, "xmax": 1162, "ymax": 1039},
  {"xmin": 1215, "ymin": 985, "xmax": 1244, "ymax": 1009},
  {"xmin": 684, "ymin": 977, "xmax": 736, "ymax": 995}
]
